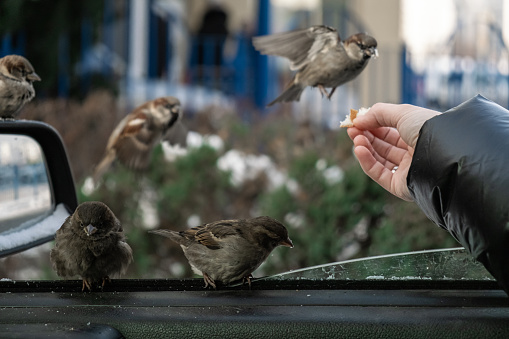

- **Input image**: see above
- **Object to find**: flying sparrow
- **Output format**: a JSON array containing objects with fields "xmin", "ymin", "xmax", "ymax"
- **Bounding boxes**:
[
  {"xmin": 0, "ymin": 54, "xmax": 41, "ymax": 118},
  {"xmin": 150, "ymin": 216, "xmax": 293, "ymax": 289},
  {"xmin": 252, "ymin": 25, "xmax": 378, "ymax": 106},
  {"xmin": 50, "ymin": 201, "xmax": 133, "ymax": 291},
  {"xmin": 93, "ymin": 96, "xmax": 181, "ymax": 183}
]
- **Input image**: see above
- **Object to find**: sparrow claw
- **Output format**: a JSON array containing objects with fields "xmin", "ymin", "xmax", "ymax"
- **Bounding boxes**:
[
  {"xmin": 317, "ymin": 84, "xmax": 330, "ymax": 99},
  {"xmin": 82, "ymin": 279, "xmax": 92, "ymax": 292},
  {"xmin": 242, "ymin": 274, "xmax": 253, "ymax": 289},
  {"xmin": 101, "ymin": 276, "xmax": 111, "ymax": 290},
  {"xmin": 327, "ymin": 87, "xmax": 337, "ymax": 100},
  {"xmin": 203, "ymin": 272, "xmax": 217, "ymax": 289}
]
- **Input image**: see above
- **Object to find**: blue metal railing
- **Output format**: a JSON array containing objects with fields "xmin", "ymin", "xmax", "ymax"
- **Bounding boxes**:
[
  {"xmin": 401, "ymin": 45, "xmax": 509, "ymax": 111},
  {"xmin": 4, "ymin": 1, "xmax": 508, "ymax": 113},
  {"xmin": 0, "ymin": 163, "xmax": 47, "ymax": 202}
]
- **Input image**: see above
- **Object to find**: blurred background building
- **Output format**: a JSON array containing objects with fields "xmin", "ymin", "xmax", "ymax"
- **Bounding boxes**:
[{"xmin": 2, "ymin": 0, "xmax": 509, "ymax": 125}]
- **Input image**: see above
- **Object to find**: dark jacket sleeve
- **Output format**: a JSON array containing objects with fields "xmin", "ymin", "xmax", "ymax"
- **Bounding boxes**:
[{"xmin": 407, "ymin": 94, "xmax": 509, "ymax": 294}]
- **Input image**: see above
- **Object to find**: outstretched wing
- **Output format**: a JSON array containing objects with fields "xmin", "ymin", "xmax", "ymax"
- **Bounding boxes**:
[{"xmin": 252, "ymin": 25, "xmax": 340, "ymax": 71}]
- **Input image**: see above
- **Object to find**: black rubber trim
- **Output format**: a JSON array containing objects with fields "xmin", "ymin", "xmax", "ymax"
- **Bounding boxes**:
[
  {"xmin": 1, "ymin": 281, "xmax": 509, "ymax": 338},
  {"xmin": 0, "ymin": 119, "xmax": 78, "ymax": 257},
  {"xmin": 0, "ymin": 323, "xmax": 123, "ymax": 339},
  {"xmin": 0, "ymin": 278, "xmax": 502, "ymax": 293}
]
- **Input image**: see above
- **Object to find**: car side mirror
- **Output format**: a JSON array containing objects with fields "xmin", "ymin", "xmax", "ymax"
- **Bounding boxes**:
[{"xmin": 0, "ymin": 120, "xmax": 77, "ymax": 257}]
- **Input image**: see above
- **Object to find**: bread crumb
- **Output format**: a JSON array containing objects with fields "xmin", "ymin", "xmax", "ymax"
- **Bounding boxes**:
[{"xmin": 340, "ymin": 107, "xmax": 370, "ymax": 128}]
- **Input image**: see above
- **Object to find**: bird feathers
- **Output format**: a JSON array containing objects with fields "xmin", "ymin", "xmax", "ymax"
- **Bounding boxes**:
[
  {"xmin": 150, "ymin": 221, "xmax": 242, "ymax": 250},
  {"xmin": 252, "ymin": 25, "xmax": 339, "ymax": 71},
  {"xmin": 253, "ymin": 26, "xmax": 377, "ymax": 105},
  {"xmin": 93, "ymin": 96, "xmax": 182, "ymax": 184},
  {"xmin": 150, "ymin": 216, "xmax": 292, "ymax": 287},
  {"xmin": 0, "ymin": 54, "xmax": 40, "ymax": 118},
  {"xmin": 92, "ymin": 149, "xmax": 116, "ymax": 184},
  {"xmin": 267, "ymin": 82, "xmax": 304, "ymax": 106},
  {"xmin": 50, "ymin": 202, "xmax": 133, "ymax": 290}
]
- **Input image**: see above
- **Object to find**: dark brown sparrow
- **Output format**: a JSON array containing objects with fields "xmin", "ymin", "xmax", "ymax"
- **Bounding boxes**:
[
  {"xmin": 93, "ymin": 96, "xmax": 181, "ymax": 183},
  {"xmin": 252, "ymin": 25, "xmax": 378, "ymax": 106},
  {"xmin": 50, "ymin": 201, "xmax": 133, "ymax": 291},
  {"xmin": 0, "ymin": 55, "xmax": 41, "ymax": 118},
  {"xmin": 150, "ymin": 216, "xmax": 293, "ymax": 289}
]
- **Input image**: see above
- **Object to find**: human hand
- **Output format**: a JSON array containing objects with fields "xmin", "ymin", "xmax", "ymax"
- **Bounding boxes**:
[{"xmin": 347, "ymin": 103, "xmax": 440, "ymax": 201}]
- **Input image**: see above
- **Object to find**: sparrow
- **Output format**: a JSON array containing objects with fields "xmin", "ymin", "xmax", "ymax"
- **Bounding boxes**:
[
  {"xmin": 252, "ymin": 25, "xmax": 378, "ymax": 106},
  {"xmin": 0, "ymin": 54, "xmax": 41, "ymax": 118},
  {"xmin": 150, "ymin": 216, "xmax": 293, "ymax": 289},
  {"xmin": 50, "ymin": 201, "xmax": 133, "ymax": 291},
  {"xmin": 93, "ymin": 96, "xmax": 181, "ymax": 183}
]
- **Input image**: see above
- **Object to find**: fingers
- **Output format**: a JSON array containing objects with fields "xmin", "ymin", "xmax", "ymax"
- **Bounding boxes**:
[
  {"xmin": 353, "ymin": 143, "xmax": 414, "ymax": 202},
  {"xmin": 369, "ymin": 127, "xmax": 409, "ymax": 152},
  {"xmin": 348, "ymin": 125, "xmax": 414, "ymax": 201},
  {"xmin": 352, "ymin": 103, "xmax": 441, "ymax": 147},
  {"xmin": 346, "ymin": 103, "xmax": 432, "ymax": 202},
  {"xmin": 348, "ymin": 127, "xmax": 408, "ymax": 169},
  {"xmin": 353, "ymin": 144, "xmax": 395, "ymax": 193}
]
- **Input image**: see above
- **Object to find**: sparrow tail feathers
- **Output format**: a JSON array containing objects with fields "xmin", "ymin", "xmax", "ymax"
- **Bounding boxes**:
[
  {"xmin": 267, "ymin": 83, "xmax": 304, "ymax": 106},
  {"xmin": 148, "ymin": 229, "xmax": 182, "ymax": 244},
  {"xmin": 93, "ymin": 150, "xmax": 116, "ymax": 184}
]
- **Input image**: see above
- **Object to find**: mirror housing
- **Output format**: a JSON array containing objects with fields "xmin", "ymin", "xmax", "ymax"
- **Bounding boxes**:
[{"xmin": 0, "ymin": 120, "xmax": 78, "ymax": 257}]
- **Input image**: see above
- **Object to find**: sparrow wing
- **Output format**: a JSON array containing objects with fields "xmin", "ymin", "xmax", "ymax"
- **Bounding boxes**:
[
  {"xmin": 187, "ymin": 220, "xmax": 241, "ymax": 250},
  {"xmin": 115, "ymin": 137, "xmax": 152, "ymax": 170},
  {"xmin": 112, "ymin": 109, "xmax": 155, "ymax": 170},
  {"xmin": 252, "ymin": 25, "xmax": 339, "ymax": 71},
  {"xmin": 105, "ymin": 115, "xmax": 129, "ymax": 150},
  {"xmin": 119, "ymin": 111, "xmax": 150, "ymax": 140},
  {"xmin": 106, "ymin": 99, "xmax": 152, "ymax": 150}
]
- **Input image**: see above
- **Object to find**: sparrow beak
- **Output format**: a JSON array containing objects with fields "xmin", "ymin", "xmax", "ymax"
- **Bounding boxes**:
[
  {"xmin": 84, "ymin": 224, "xmax": 97, "ymax": 236},
  {"xmin": 171, "ymin": 105, "xmax": 180, "ymax": 114},
  {"xmin": 279, "ymin": 237, "xmax": 294, "ymax": 248},
  {"xmin": 366, "ymin": 47, "xmax": 378, "ymax": 59},
  {"xmin": 27, "ymin": 72, "xmax": 41, "ymax": 82}
]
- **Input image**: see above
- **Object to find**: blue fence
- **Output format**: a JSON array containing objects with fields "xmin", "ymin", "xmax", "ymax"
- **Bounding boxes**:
[
  {"xmin": 0, "ymin": 163, "xmax": 47, "ymax": 201},
  {"xmin": 3, "ymin": 1, "xmax": 509, "ymax": 113},
  {"xmin": 402, "ymin": 46, "xmax": 509, "ymax": 111}
]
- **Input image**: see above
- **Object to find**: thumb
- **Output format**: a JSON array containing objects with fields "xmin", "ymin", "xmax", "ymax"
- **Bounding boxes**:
[{"xmin": 353, "ymin": 103, "xmax": 440, "ymax": 148}]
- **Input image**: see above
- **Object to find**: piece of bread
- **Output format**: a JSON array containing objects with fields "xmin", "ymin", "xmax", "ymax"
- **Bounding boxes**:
[{"xmin": 340, "ymin": 107, "xmax": 370, "ymax": 128}]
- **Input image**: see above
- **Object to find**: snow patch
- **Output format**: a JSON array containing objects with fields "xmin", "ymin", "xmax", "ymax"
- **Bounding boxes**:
[{"xmin": 0, "ymin": 203, "xmax": 70, "ymax": 251}]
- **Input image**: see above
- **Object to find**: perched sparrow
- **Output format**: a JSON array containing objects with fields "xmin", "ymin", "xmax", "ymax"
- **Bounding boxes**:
[
  {"xmin": 93, "ymin": 96, "xmax": 181, "ymax": 183},
  {"xmin": 50, "ymin": 201, "xmax": 133, "ymax": 291},
  {"xmin": 0, "ymin": 54, "xmax": 41, "ymax": 118},
  {"xmin": 252, "ymin": 25, "xmax": 378, "ymax": 106},
  {"xmin": 150, "ymin": 216, "xmax": 293, "ymax": 289}
]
